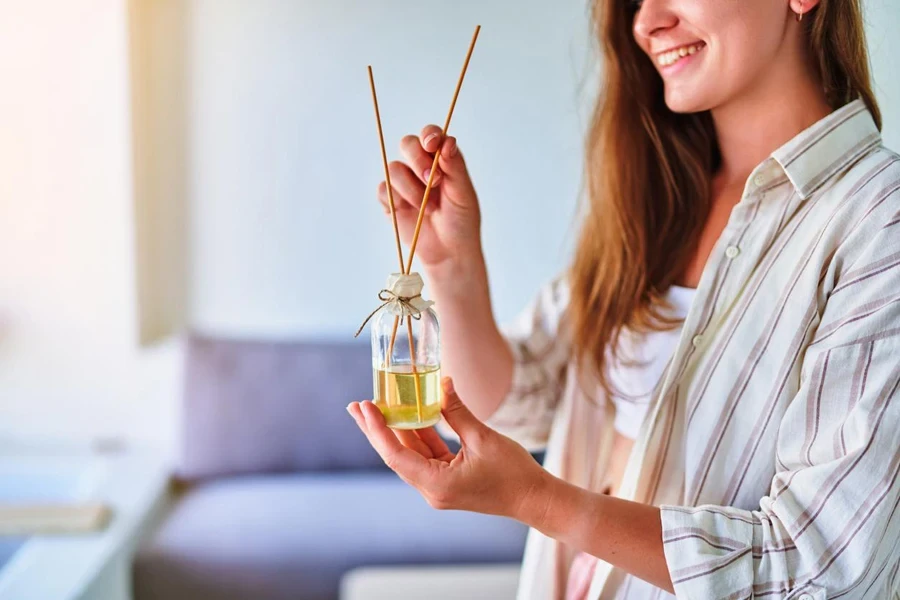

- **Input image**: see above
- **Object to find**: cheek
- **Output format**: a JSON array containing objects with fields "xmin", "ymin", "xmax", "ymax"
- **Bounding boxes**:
[
  {"xmin": 690, "ymin": 0, "xmax": 780, "ymax": 70},
  {"xmin": 714, "ymin": 3, "xmax": 785, "ymax": 75},
  {"xmin": 716, "ymin": 25, "xmax": 783, "ymax": 93}
]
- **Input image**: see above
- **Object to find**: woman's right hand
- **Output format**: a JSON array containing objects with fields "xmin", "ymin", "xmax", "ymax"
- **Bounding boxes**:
[{"xmin": 377, "ymin": 124, "xmax": 482, "ymax": 270}]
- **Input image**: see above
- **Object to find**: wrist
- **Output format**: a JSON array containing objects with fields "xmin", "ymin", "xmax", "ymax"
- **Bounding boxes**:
[
  {"xmin": 513, "ymin": 468, "xmax": 559, "ymax": 529},
  {"xmin": 424, "ymin": 247, "xmax": 488, "ymax": 299}
]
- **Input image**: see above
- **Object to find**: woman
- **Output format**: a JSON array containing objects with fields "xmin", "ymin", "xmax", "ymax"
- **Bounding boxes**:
[{"xmin": 347, "ymin": 0, "xmax": 900, "ymax": 597}]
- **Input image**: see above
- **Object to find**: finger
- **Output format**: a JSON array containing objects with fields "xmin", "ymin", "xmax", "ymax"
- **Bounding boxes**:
[
  {"xmin": 378, "ymin": 181, "xmax": 417, "ymax": 216},
  {"xmin": 440, "ymin": 378, "xmax": 489, "ymax": 444},
  {"xmin": 400, "ymin": 135, "xmax": 442, "ymax": 187},
  {"xmin": 387, "ymin": 161, "xmax": 427, "ymax": 208},
  {"xmin": 438, "ymin": 136, "xmax": 467, "ymax": 174},
  {"xmin": 347, "ymin": 402, "xmax": 367, "ymax": 429},
  {"xmin": 436, "ymin": 136, "xmax": 475, "ymax": 197},
  {"xmin": 416, "ymin": 427, "xmax": 454, "ymax": 462},
  {"xmin": 358, "ymin": 401, "xmax": 430, "ymax": 480},
  {"xmin": 380, "ymin": 172, "xmax": 439, "ymax": 216},
  {"xmin": 419, "ymin": 124, "xmax": 443, "ymax": 153},
  {"xmin": 395, "ymin": 429, "xmax": 436, "ymax": 458}
]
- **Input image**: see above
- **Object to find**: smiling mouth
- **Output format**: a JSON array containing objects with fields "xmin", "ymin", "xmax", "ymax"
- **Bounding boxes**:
[{"xmin": 656, "ymin": 42, "xmax": 706, "ymax": 67}]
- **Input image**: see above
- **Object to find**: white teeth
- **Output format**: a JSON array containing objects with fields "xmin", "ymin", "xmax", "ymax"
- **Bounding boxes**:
[{"xmin": 657, "ymin": 43, "xmax": 705, "ymax": 67}]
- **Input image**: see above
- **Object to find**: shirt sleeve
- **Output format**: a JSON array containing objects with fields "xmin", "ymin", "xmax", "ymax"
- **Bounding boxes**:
[
  {"xmin": 660, "ymin": 197, "xmax": 900, "ymax": 599},
  {"xmin": 436, "ymin": 276, "xmax": 572, "ymax": 451}
]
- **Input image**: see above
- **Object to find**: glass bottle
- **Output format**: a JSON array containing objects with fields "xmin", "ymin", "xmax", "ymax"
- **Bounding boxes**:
[{"xmin": 370, "ymin": 273, "xmax": 441, "ymax": 429}]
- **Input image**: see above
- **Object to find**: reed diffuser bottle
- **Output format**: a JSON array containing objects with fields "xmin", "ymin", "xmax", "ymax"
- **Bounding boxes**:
[
  {"xmin": 369, "ymin": 273, "xmax": 441, "ymax": 429},
  {"xmin": 359, "ymin": 26, "xmax": 479, "ymax": 429}
]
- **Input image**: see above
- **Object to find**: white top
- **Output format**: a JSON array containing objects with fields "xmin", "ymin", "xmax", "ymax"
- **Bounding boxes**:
[
  {"xmin": 477, "ymin": 100, "xmax": 900, "ymax": 599},
  {"xmin": 608, "ymin": 285, "xmax": 696, "ymax": 439}
]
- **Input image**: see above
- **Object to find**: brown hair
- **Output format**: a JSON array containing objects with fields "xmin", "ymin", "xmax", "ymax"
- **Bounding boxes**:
[{"xmin": 568, "ymin": 0, "xmax": 880, "ymax": 400}]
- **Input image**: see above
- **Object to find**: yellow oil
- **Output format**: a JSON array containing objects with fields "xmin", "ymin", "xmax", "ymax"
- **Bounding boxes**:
[{"xmin": 373, "ymin": 364, "xmax": 442, "ymax": 429}]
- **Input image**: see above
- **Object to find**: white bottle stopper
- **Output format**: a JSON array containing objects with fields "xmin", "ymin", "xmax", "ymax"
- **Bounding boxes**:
[
  {"xmin": 382, "ymin": 272, "xmax": 434, "ymax": 317},
  {"xmin": 354, "ymin": 272, "xmax": 434, "ymax": 337}
]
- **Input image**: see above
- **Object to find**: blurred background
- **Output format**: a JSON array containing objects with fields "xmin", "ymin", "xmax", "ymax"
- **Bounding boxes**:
[
  {"xmin": 0, "ymin": 1, "xmax": 898, "ymax": 599},
  {"xmin": 0, "ymin": 0, "xmax": 596, "ymax": 458}
]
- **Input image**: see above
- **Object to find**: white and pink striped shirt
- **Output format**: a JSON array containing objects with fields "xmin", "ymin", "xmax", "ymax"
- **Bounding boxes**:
[{"xmin": 487, "ymin": 99, "xmax": 900, "ymax": 599}]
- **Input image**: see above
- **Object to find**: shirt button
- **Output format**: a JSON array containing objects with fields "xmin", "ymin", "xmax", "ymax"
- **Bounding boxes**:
[
  {"xmin": 725, "ymin": 245, "xmax": 740, "ymax": 259},
  {"xmin": 798, "ymin": 595, "xmax": 814, "ymax": 600},
  {"xmin": 753, "ymin": 173, "xmax": 766, "ymax": 186},
  {"xmin": 692, "ymin": 334, "xmax": 703, "ymax": 348}
]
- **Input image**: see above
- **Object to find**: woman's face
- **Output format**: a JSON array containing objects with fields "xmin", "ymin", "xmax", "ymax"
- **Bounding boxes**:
[{"xmin": 631, "ymin": 0, "xmax": 801, "ymax": 113}]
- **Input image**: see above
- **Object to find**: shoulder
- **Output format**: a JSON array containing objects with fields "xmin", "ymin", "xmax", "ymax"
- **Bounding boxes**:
[
  {"xmin": 502, "ymin": 273, "xmax": 571, "ymax": 338},
  {"xmin": 840, "ymin": 144, "xmax": 900, "ymax": 209},
  {"xmin": 803, "ymin": 144, "xmax": 900, "ymax": 298},
  {"xmin": 821, "ymin": 144, "xmax": 900, "ymax": 250}
]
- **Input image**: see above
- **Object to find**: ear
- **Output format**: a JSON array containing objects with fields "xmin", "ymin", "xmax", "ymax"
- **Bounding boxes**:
[{"xmin": 789, "ymin": 0, "xmax": 822, "ymax": 20}]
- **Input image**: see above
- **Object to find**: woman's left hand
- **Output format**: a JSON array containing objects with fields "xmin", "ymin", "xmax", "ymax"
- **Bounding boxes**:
[{"xmin": 346, "ymin": 377, "xmax": 548, "ymax": 518}]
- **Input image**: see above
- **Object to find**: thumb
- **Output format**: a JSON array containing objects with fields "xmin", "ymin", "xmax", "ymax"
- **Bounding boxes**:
[
  {"xmin": 436, "ymin": 137, "xmax": 477, "ymax": 209},
  {"xmin": 440, "ymin": 377, "xmax": 487, "ymax": 442}
]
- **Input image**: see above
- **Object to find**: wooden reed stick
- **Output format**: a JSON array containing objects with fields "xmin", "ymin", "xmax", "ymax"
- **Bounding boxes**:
[
  {"xmin": 405, "ymin": 24, "xmax": 481, "ymax": 274},
  {"xmin": 368, "ymin": 66, "xmax": 424, "ymax": 419},
  {"xmin": 386, "ymin": 315, "xmax": 423, "ymax": 422},
  {"xmin": 406, "ymin": 316, "xmax": 424, "ymax": 422},
  {"xmin": 367, "ymin": 66, "xmax": 406, "ymax": 276}
]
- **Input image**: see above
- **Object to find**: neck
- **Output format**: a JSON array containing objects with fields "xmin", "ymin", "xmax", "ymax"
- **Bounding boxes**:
[{"xmin": 711, "ymin": 43, "xmax": 832, "ymax": 185}]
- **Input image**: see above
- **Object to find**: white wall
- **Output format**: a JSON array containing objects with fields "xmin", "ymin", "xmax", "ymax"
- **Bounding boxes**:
[
  {"xmin": 866, "ymin": 0, "xmax": 900, "ymax": 151},
  {"xmin": 182, "ymin": 0, "xmax": 592, "ymax": 337},
  {"xmin": 0, "ymin": 0, "xmax": 181, "ymax": 455},
  {"xmin": 1, "ymin": 0, "xmax": 898, "ymax": 457}
]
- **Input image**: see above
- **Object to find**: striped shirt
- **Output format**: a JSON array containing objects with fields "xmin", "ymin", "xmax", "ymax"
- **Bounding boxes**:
[{"xmin": 488, "ymin": 99, "xmax": 900, "ymax": 599}]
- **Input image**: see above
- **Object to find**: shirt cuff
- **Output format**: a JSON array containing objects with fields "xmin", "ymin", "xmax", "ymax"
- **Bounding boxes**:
[{"xmin": 659, "ymin": 505, "xmax": 826, "ymax": 600}]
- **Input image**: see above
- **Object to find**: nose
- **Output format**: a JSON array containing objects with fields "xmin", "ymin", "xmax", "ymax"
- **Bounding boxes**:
[{"xmin": 633, "ymin": 0, "xmax": 679, "ymax": 42}]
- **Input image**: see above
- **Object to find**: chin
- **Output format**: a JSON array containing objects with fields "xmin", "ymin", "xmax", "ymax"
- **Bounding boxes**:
[{"xmin": 663, "ymin": 88, "xmax": 714, "ymax": 115}]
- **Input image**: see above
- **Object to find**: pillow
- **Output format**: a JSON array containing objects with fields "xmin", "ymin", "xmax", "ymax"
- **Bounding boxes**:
[{"xmin": 178, "ymin": 333, "xmax": 386, "ymax": 481}]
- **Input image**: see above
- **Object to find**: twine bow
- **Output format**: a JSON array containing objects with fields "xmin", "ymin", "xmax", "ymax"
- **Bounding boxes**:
[{"xmin": 354, "ymin": 289, "xmax": 424, "ymax": 338}]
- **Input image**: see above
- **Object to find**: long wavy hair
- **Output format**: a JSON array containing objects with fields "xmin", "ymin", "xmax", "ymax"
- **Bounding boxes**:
[{"xmin": 568, "ymin": 0, "xmax": 881, "ymax": 400}]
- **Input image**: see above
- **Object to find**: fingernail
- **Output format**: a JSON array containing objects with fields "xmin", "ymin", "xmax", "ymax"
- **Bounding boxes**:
[
  {"xmin": 448, "ymin": 138, "xmax": 458, "ymax": 158},
  {"xmin": 424, "ymin": 168, "xmax": 441, "ymax": 183},
  {"xmin": 443, "ymin": 377, "xmax": 455, "ymax": 394},
  {"xmin": 423, "ymin": 132, "xmax": 440, "ymax": 148}
]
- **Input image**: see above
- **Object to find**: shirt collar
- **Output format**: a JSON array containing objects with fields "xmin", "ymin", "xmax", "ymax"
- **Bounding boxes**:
[{"xmin": 769, "ymin": 99, "xmax": 881, "ymax": 200}]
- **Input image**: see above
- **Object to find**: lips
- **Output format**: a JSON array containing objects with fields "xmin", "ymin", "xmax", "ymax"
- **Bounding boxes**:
[{"xmin": 656, "ymin": 42, "xmax": 706, "ymax": 67}]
